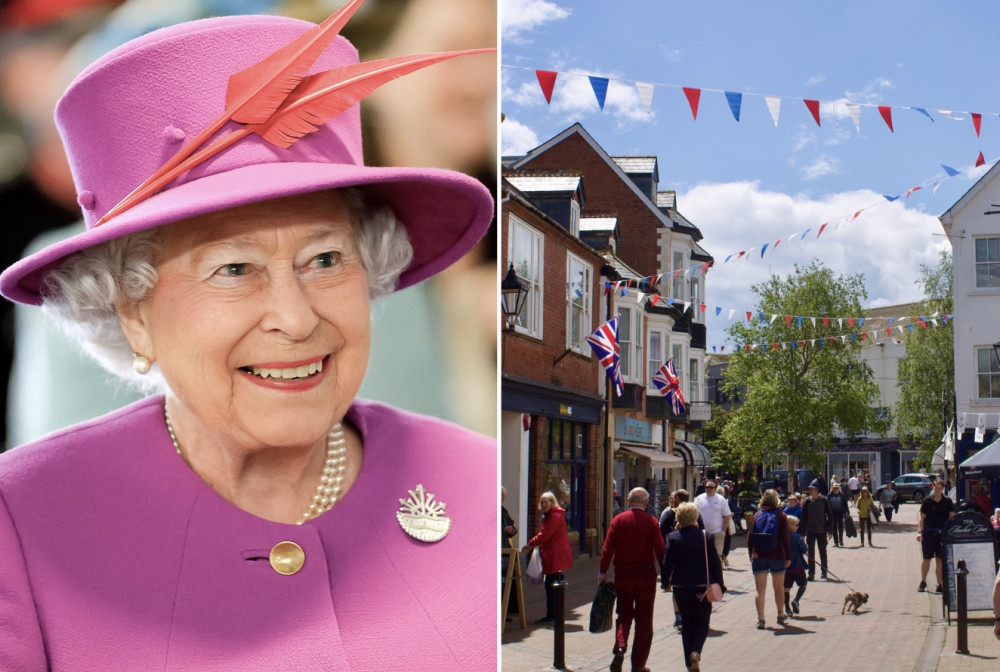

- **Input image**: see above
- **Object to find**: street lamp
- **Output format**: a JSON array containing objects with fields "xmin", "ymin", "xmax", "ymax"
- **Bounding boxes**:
[{"xmin": 501, "ymin": 263, "xmax": 528, "ymax": 331}]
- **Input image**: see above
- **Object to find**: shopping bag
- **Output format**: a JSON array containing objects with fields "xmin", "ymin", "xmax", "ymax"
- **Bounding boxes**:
[
  {"xmin": 589, "ymin": 581, "xmax": 616, "ymax": 633},
  {"xmin": 844, "ymin": 515, "xmax": 857, "ymax": 538},
  {"xmin": 526, "ymin": 547, "xmax": 544, "ymax": 584}
]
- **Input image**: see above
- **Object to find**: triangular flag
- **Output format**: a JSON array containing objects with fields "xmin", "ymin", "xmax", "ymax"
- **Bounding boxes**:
[
  {"xmin": 906, "ymin": 186, "xmax": 922, "ymax": 198},
  {"xmin": 765, "ymin": 96, "xmax": 781, "ymax": 126},
  {"xmin": 913, "ymin": 107, "xmax": 934, "ymax": 122},
  {"xmin": 728, "ymin": 309, "xmax": 735, "ymax": 320},
  {"xmin": 536, "ymin": 70, "xmax": 557, "ymax": 104},
  {"xmin": 683, "ymin": 87, "xmax": 701, "ymax": 120},
  {"xmin": 817, "ymin": 222, "xmax": 828, "ymax": 238},
  {"xmin": 972, "ymin": 112, "xmax": 982, "ymax": 137},
  {"xmin": 761, "ymin": 243, "xmax": 769, "ymax": 258},
  {"xmin": 746, "ymin": 311, "xmax": 753, "ymax": 323},
  {"xmin": 883, "ymin": 194, "xmax": 899, "ymax": 202},
  {"xmin": 851, "ymin": 210, "xmax": 862, "ymax": 221},
  {"xmin": 589, "ymin": 76, "xmax": 609, "ymax": 110},
  {"xmin": 976, "ymin": 151, "xmax": 986, "ymax": 167},
  {"xmin": 878, "ymin": 105, "xmax": 893, "ymax": 132},
  {"xmin": 785, "ymin": 315, "xmax": 792, "ymax": 326},
  {"xmin": 939, "ymin": 110, "xmax": 964, "ymax": 120},
  {"xmin": 725, "ymin": 91, "xmax": 743, "ymax": 121},
  {"xmin": 941, "ymin": 164, "xmax": 960, "ymax": 177},
  {"xmin": 804, "ymin": 99, "xmax": 821, "ymax": 126},
  {"xmin": 846, "ymin": 103, "xmax": 861, "ymax": 132},
  {"xmin": 635, "ymin": 82, "xmax": 655, "ymax": 113},
  {"xmin": 715, "ymin": 307, "xmax": 722, "ymax": 317}
]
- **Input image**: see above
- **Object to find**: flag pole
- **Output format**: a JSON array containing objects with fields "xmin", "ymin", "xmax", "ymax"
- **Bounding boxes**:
[{"xmin": 599, "ymin": 266, "xmax": 619, "ymax": 547}]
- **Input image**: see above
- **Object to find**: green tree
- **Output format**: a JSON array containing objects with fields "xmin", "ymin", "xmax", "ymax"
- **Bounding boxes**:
[
  {"xmin": 894, "ymin": 250, "xmax": 953, "ymax": 458},
  {"xmin": 721, "ymin": 261, "xmax": 888, "ymax": 480}
]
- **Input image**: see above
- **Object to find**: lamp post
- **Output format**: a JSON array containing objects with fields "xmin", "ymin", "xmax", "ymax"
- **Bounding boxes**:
[
  {"xmin": 501, "ymin": 263, "xmax": 528, "ymax": 331},
  {"xmin": 993, "ymin": 339, "xmax": 1000, "ymax": 369}
]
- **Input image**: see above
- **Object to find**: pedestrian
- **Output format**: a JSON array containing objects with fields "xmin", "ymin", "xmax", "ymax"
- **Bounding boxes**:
[
  {"xmin": 659, "ymin": 489, "xmax": 702, "ymax": 630},
  {"xmin": 856, "ymin": 487, "xmax": 875, "ymax": 547},
  {"xmin": 828, "ymin": 482, "xmax": 850, "ymax": 547},
  {"xmin": 522, "ymin": 492, "xmax": 572, "ymax": 624},
  {"xmin": 878, "ymin": 481, "xmax": 899, "ymax": 524},
  {"xmin": 694, "ymin": 480, "xmax": 733, "ymax": 567},
  {"xmin": 662, "ymin": 502, "xmax": 726, "ymax": 672},
  {"xmin": 783, "ymin": 515, "xmax": 809, "ymax": 617},
  {"xmin": 782, "ymin": 492, "xmax": 802, "ymax": 519},
  {"xmin": 800, "ymin": 479, "xmax": 834, "ymax": 580},
  {"xmin": 501, "ymin": 486, "xmax": 517, "ymax": 548},
  {"xmin": 599, "ymin": 488, "xmax": 666, "ymax": 672},
  {"xmin": 748, "ymin": 489, "xmax": 791, "ymax": 629},
  {"xmin": 695, "ymin": 478, "xmax": 707, "ymax": 496},
  {"xmin": 847, "ymin": 473, "xmax": 860, "ymax": 503},
  {"xmin": 917, "ymin": 478, "xmax": 956, "ymax": 593}
]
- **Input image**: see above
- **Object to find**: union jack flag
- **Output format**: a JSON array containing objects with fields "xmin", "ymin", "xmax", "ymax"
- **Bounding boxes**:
[
  {"xmin": 586, "ymin": 316, "xmax": 623, "ymax": 397},
  {"xmin": 652, "ymin": 358, "xmax": 685, "ymax": 415}
]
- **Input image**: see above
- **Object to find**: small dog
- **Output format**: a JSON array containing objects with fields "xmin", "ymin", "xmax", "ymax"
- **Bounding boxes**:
[{"xmin": 842, "ymin": 590, "xmax": 869, "ymax": 614}]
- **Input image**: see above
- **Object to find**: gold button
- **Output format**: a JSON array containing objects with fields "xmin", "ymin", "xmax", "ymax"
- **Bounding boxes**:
[{"xmin": 269, "ymin": 541, "xmax": 305, "ymax": 575}]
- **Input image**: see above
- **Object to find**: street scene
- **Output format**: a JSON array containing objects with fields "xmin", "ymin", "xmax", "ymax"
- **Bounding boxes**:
[{"xmin": 503, "ymin": 503, "xmax": 998, "ymax": 671}]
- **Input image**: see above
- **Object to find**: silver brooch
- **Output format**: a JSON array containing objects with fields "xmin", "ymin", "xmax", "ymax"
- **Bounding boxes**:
[{"xmin": 396, "ymin": 484, "xmax": 451, "ymax": 542}]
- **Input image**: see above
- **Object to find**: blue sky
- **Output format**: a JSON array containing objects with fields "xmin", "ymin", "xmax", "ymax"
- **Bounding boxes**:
[{"xmin": 501, "ymin": 0, "xmax": 1000, "ymax": 349}]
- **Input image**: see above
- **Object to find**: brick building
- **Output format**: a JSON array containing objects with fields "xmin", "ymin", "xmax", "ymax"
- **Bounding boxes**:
[{"xmin": 501, "ymin": 124, "xmax": 714, "ymax": 554}]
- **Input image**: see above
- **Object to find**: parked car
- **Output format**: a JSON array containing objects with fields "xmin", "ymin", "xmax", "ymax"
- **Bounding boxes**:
[{"xmin": 874, "ymin": 473, "xmax": 939, "ymax": 504}]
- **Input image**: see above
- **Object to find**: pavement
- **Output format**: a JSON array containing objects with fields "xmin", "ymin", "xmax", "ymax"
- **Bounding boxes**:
[{"xmin": 501, "ymin": 504, "xmax": 1000, "ymax": 671}]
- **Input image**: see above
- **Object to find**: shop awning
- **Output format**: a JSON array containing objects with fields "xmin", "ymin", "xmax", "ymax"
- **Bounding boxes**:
[
  {"xmin": 617, "ymin": 444, "xmax": 685, "ymax": 468},
  {"xmin": 673, "ymin": 440, "xmax": 713, "ymax": 468}
]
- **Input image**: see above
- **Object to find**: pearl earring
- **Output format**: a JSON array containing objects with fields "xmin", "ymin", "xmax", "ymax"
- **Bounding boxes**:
[{"xmin": 132, "ymin": 353, "xmax": 152, "ymax": 375}]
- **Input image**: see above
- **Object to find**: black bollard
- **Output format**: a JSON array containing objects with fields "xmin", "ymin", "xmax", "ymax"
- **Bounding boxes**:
[
  {"xmin": 955, "ymin": 560, "xmax": 969, "ymax": 654},
  {"xmin": 553, "ymin": 575, "xmax": 568, "ymax": 669}
]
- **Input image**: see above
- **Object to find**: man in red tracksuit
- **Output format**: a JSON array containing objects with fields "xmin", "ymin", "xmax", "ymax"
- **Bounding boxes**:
[{"xmin": 599, "ymin": 487, "xmax": 667, "ymax": 672}]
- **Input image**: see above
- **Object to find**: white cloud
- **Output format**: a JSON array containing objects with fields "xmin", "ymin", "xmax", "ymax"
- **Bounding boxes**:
[
  {"xmin": 676, "ymin": 181, "xmax": 948, "ymax": 343},
  {"xmin": 501, "ymin": 0, "xmax": 571, "ymax": 41},
  {"xmin": 546, "ymin": 69, "xmax": 655, "ymax": 128},
  {"xmin": 500, "ymin": 117, "xmax": 540, "ymax": 156},
  {"xmin": 804, "ymin": 74, "xmax": 827, "ymax": 87},
  {"xmin": 801, "ymin": 155, "xmax": 840, "ymax": 180}
]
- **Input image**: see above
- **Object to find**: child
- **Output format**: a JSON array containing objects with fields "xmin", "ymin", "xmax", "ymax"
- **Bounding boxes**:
[{"xmin": 784, "ymin": 515, "xmax": 809, "ymax": 616}]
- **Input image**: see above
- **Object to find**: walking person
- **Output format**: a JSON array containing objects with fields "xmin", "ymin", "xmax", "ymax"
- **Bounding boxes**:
[
  {"xmin": 694, "ymin": 480, "xmax": 733, "ymax": 567},
  {"xmin": 659, "ymin": 489, "xmax": 702, "ymax": 630},
  {"xmin": 918, "ymin": 478, "xmax": 956, "ymax": 593},
  {"xmin": 782, "ymin": 492, "xmax": 802, "ymax": 519},
  {"xmin": 856, "ymin": 487, "xmax": 875, "ymax": 547},
  {"xmin": 720, "ymin": 485, "xmax": 733, "ymax": 568},
  {"xmin": 800, "ymin": 479, "xmax": 834, "ymax": 580},
  {"xmin": 878, "ymin": 481, "xmax": 899, "ymax": 524},
  {"xmin": 847, "ymin": 473, "xmax": 860, "ymax": 503},
  {"xmin": 522, "ymin": 492, "xmax": 572, "ymax": 624},
  {"xmin": 662, "ymin": 502, "xmax": 725, "ymax": 672},
  {"xmin": 748, "ymin": 489, "xmax": 791, "ymax": 629},
  {"xmin": 828, "ymin": 482, "xmax": 850, "ymax": 547},
  {"xmin": 783, "ymin": 516, "xmax": 809, "ymax": 616},
  {"xmin": 599, "ymin": 488, "xmax": 666, "ymax": 672}
]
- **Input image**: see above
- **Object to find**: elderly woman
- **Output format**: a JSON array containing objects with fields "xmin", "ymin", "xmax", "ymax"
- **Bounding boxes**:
[
  {"xmin": 522, "ymin": 491, "xmax": 573, "ymax": 624},
  {"xmin": 662, "ymin": 501, "xmax": 725, "ymax": 672},
  {"xmin": 0, "ymin": 7, "xmax": 495, "ymax": 671}
]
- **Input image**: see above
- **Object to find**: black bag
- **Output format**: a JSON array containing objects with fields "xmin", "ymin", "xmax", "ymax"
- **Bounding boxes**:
[
  {"xmin": 845, "ymin": 515, "xmax": 857, "ymax": 538},
  {"xmin": 589, "ymin": 581, "xmax": 616, "ymax": 633}
]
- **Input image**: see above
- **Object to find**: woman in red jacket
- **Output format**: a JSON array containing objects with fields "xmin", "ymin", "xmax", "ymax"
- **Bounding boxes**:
[{"xmin": 522, "ymin": 491, "xmax": 573, "ymax": 623}]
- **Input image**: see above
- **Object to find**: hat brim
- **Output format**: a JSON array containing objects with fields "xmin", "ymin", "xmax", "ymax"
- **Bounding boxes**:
[{"xmin": 0, "ymin": 160, "xmax": 493, "ymax": 305}]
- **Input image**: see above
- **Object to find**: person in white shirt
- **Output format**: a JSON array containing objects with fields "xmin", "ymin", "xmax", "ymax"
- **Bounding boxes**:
[
  {"xmin": 847, "ymin": 474, "xmax": 860, "ymax": 503},
  {"xmin": 694, "ymin": 480, "xmax": 732, "ymax": 564}
]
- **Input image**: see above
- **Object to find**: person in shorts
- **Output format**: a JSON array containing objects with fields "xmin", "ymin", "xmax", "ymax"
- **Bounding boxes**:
[
  {"xmin": 917, "ymin": 479, "xmax": 955, "ymax": 593},
  {"xmin": 747, "ymin": 489, "xmax": 790, "ymax": 629}
]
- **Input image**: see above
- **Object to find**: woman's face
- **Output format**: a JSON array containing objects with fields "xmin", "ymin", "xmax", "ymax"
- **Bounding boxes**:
[
  {"xmin": 119, "ymin": 190, "xmax": 370, "ymax": 450},
  {"xmin": 540, "ymin": 498, "xmax": 553, "ymax": 513}
]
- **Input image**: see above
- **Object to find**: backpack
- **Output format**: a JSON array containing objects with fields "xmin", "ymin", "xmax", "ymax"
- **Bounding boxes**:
[{"xmin": 752, "ymin": 509, "xmax": 779, "ymax": 553}]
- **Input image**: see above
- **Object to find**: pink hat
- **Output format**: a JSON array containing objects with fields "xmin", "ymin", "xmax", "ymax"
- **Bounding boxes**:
[{"xmin": 0, "ymin": 11, "xmax": 494, "ymax": 305}]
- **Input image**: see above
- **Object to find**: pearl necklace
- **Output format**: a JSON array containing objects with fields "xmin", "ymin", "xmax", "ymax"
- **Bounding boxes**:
[{"xmin": 164, "ymin": 405, "xmax": 348, "ymax": 525}]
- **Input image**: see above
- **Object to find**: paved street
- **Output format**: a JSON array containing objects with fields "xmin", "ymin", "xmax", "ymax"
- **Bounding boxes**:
[{"xmin": 502, "ymin": 504, "xmax": 1000, "ymax": 671}]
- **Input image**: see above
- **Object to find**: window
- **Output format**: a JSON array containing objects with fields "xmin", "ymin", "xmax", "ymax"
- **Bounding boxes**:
[
  {"xmin": 508, "ymin": 216, "xmax": 544, "ymax": 337},
  {"xmin": 566, "ymin": 253, "xmax": 592, "ymax": 353},
  {"xmin": 647, "ymin": 329, "xmax": 663, "ymax": 389},
  {"xmin": 619, "ymin": 307, "xmax": 632, "ymax": 378},
  {"xmin": 545, "ymin": 420, "xmax": 589, "ymax": 548},
  {"xmin": 691, "ymin": 277, "xmax": 702, "ymax": 321},
  {"xmin": 689, "ymin": 357, "xmax": 699, "ymax": 402},
  {"xmin": 975, "ymin": 237, "xmax": 1000, "ymax": 288},
  {"xmin": 634, "ymin": 309, "xmax": 643, "ymax": 384},
  {"xmin": 672, "ymin": 344, "xmax": 684, "ymax": 389},
  {"xmin": 977, "ymin": 347, "xmax": 1000, "ymax": 399},
  {"xmin": 569, "ymin": 199, "xmax": 581, "ymax": 237},
  {"xmin": 672, "ymin": 251, "xmax": 685, "ymax": 299}
]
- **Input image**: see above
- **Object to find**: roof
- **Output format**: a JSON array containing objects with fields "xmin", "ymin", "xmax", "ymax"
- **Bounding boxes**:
[
  {"xmin": 611, "ymin": 156, "xmax": 657, "ymax": 174},
  {"xmin": 656, "ymin": 191, "xmax": 676, "ymax": 209},
  {"xmin": 505, "ymin": 175, "xmax": 582, "ymax": 193}
]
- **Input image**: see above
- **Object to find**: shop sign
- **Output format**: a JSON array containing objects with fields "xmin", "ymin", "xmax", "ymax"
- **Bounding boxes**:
[{"xmin": 615, "ymin": 417, "xmax": 651, "ymax": 444}]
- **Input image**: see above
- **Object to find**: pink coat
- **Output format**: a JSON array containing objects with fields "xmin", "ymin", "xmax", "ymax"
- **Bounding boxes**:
[{"xmin": 0, "ymin": 396, "xmax": 496, "ymax": 670}]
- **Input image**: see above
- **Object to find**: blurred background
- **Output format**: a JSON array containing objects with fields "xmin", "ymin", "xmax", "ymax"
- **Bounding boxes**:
[{"xmin": 0, "ymin": 0, "xmax": 497, "ymax": 448}]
